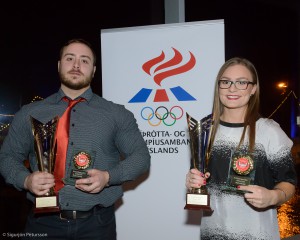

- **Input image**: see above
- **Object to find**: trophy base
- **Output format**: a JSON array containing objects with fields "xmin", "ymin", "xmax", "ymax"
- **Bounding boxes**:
[
  {"xmin": 221, "ymin": 186, "xmax": 252, "ymax": 195},
  {"xmin": 33, "ymin": 206, "xmax": 60, "ymax": 214},
  {"xmin": 34, "ymin": 195, "xmax": 60, "ymax": 214},
  {"xmin": 184, "ymin": 203, "xmax": 213, "ymax": 211},
  {"xmin": 63, "ymin": 169, "xmax": 90, "ymax": 186},
  {"xmin": 71, "ymin": 169, "xmax": 89, "ymax": 179},
  {"xmin": 184, "ymin": 192, "xmax": 212, "ymax": 212}
]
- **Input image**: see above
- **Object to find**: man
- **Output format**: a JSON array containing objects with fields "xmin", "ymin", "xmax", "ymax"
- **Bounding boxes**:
[{"xmin": 0, "ymin": 38, "xmax": 151, "ymax": 239}]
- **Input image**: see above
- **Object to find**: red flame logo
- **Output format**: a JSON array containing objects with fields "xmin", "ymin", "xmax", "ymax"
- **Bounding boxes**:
[{"xmin": 142, "ymin": 47, "xmax": 196, "ymax": 86}]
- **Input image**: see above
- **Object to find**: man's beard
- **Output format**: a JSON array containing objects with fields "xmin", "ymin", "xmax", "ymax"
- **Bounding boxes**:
[{"xmin": 59, "ymin": 72, "xmax": 93, "ymax": 90}]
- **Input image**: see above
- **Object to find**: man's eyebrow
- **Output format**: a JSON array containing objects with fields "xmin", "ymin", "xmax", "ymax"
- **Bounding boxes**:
[
  {"xmin": 63, "ymin": 53, "xmax": 92, "ymax": 61},
  {"xmin": 63, "ymin": 53, "xmax": 75, "ymax": 58},
  {"xmin": 80, "ymin": 55, "xmax": 92, "ymax": 61}
]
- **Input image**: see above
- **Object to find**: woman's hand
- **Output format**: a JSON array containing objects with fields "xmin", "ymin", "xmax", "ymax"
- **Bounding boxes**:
[
  {"xmin": 185, "ymin": 168, "xmax": 210, "ymax": 190},
  {"xmin": 239, "ymin": 182, "xmax": 295, "ymax": 208}
]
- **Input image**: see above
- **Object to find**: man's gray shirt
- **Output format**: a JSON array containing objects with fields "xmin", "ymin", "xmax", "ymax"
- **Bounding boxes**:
[{"xmin": 0, "ymin": 88, "xmax": 151, "ymax": 211}]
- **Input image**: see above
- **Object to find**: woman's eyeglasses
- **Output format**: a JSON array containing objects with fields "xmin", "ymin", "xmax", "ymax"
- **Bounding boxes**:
[{"xmin": 218, "ymin": 79, "xmax": 255, "ymax": 90}]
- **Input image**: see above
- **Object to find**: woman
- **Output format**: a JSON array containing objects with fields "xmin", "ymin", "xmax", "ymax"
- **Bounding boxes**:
[{"xmin": 185, "ymin": 57, "xmax": 297, "ymax": 239}]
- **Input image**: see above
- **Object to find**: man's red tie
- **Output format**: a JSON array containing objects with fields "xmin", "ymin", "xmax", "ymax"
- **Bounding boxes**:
[{"xmin": 54, "ymin": 97, "xmax": 84, "ymax": 192}]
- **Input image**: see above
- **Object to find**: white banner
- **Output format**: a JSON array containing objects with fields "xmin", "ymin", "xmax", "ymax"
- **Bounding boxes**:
[{"xmin": 101, "ymin": 20, "xmax": 224, "ymax": 240}]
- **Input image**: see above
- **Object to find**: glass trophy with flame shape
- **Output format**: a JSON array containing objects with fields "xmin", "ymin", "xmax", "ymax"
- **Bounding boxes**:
[
  {"xmin": 185, "ymin": 113, "xmax": 213, "ymax": 211},
  {"xmin": 31, "ymin": 116, "xmax": 60, "ymax": 213}
]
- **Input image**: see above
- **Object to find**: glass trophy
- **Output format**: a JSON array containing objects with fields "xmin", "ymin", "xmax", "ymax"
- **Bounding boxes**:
[
  {"xmin": 63, "ymin": 151, "xmax": 93, "ymax": 186},
  {"xmin": 222, "ymin": 149, "xmax": 256, "ymax": 194}
]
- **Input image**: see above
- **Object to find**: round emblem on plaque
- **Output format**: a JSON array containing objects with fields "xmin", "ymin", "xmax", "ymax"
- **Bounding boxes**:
[
  {"xmin": 232, "ymin": 155, "xmax": 254, "ymax": 175},
  {"xmin": 73, "ymin": 152, "xmax": 91, "ymax": 169}
]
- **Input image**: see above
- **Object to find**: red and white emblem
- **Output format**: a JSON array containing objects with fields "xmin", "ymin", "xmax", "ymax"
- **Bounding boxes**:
[{"xmin": 73, "ymin": 152, "xmax": 91, "ymax": 169}]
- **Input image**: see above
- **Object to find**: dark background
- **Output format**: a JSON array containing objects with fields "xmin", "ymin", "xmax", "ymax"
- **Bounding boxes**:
[
  {"xmin": 0, "ymin": 0, "xmax": 300, "ymax": 235},
  {"xmin": 186, "ymin": 0, "xmax": 300, "ymax": 137},
  {"xmin": 1, "ymin": 0, "xmax": 300, "ymax": 136}
]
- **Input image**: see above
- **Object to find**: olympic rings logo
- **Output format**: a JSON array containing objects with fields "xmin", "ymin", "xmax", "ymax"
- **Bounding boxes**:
[{"xmin": 141, "ymin": 106, "xmax": 184, "ymax": 126}]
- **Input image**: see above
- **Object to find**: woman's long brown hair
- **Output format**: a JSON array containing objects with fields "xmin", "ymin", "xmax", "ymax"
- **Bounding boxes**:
[{"xmin": 208, "ymin": 57, "xmax": 260, "ymax": 155}]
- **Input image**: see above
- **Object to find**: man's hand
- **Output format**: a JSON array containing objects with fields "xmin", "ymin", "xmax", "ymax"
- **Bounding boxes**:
[
  {"xmin": 24, "ymin": 171, "xmax": 55, "ymax": 196},
  {"xmin": 75, "ymin": 169, "xmax": 109, "ymax": 193}
]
